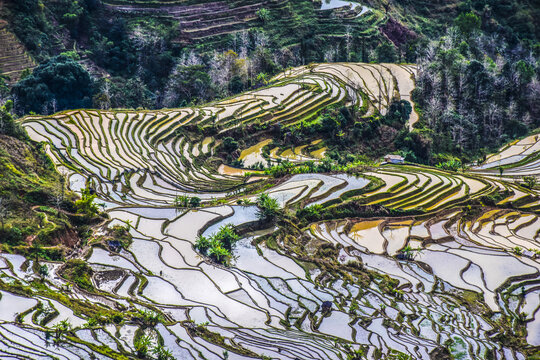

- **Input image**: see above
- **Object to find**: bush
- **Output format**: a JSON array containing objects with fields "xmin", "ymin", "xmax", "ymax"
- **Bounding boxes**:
[
  {"xmin": 194, "ymin": 224, "xmax": 239, "ymax": 265},
  {"xmin": 174, "ymin": 195, "xmax": 201, "ymax": 208},
  {"xmin": 436, "ymin": 159, "xmax": 461, "ymax": 172},
  {"xmin": 12, "ymin": 55, "xmax": 94, "ymax": 115},
  {"xmin": 0, "ymin": 101, "xmax": 26, "ymax": 139},
  {"xmin": 62, "ymin": 259, "xmax": 94, "ymax": 291},
  {"xmin": 222, "ymin": 137, "xmax": 239, "ymax": 153},
  {"xmin": 256, "ymin": 193, "xmax": 279, "ymax": 222},
  {"xmin": 75, "ymin": 188, "xmax": 99, "ymax": 217}
]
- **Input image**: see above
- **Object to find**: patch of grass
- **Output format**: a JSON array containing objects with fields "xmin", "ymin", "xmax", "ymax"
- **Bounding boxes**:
[{"xmin": 61, "ymin": 259, "xmax": 94, "ymax": 292}]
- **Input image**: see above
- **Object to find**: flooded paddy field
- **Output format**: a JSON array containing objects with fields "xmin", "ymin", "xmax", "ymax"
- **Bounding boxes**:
[{"xmin": 3, "ymin": 64, "xmax": 540, "ymax": 359}]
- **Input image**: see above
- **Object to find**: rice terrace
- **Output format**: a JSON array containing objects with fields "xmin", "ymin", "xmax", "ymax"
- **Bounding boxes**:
[{"xmin": 0, "ymin": 0, "xmax": 539, "ymax": 359}]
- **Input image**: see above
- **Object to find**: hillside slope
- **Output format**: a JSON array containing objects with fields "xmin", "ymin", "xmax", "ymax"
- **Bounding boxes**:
[
  {"xmin": 0, "ymin": 21, "xmax": 36, "ymax": 84},
  {"xmin": 2, "ymin": 62, "xmax": 539, "ymax": 359}
]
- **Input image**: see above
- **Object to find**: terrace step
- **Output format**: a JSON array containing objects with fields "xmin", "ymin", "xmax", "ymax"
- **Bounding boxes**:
[
  {"xmin": 102, "ymin": 0, "xmax": 288, "ymax": 43},
  {"xmin": 0, "ymin": 26, "xmax": 36, "ymax": 84}
]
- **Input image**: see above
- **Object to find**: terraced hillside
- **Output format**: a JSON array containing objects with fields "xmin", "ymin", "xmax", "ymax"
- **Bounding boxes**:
[
  {"xmin": 21, "ymin": 63, "xmax": 417, "ymax": 207},
  {"xmin": 102, "ymin": 0, "xmax": 382, "ymax": 45},
  {"xmin": 0, "ymin": 21, "xmax": 36, "ymax": 84},
  {"xmin": 2, "ymin": 63, "xmax": 540, "ymax": 359},
  {"xmin": 103, "ymin": 0, "xmax": 286, "ymax": 43},
  {"xmin": 471, "ymin": 133, "xmax": 540, "ymax": 181}
]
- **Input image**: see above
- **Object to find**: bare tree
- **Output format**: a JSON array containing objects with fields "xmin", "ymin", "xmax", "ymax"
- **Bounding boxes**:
[
  {"xmin": 344, "ymin": 25, "xmax": 352, "ymax": 62},
  {"xmin": 0, "ymin": 198, "xmax": 10, "ymax": 230}
]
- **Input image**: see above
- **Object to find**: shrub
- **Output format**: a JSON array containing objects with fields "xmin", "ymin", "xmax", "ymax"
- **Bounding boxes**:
[
  {"xmin": 75, "ymin": 188, "xmax": 99, "ymax": 217},
  {"xmin": 436, "ymin": 159, "xmax": 461, "ymax": 172},
  {"xmin": 296, "ymin": 204, "xmax": 323, "ymax": 221},
  {"xmin": 189, "ymin": 196, "xmax": 201, "ymax": 208},
  {"xmin": 174, "ymin": 195, "xmax": 201, "ymax": 208},
  {"xmin": 256, "ymin": 8, "xmax": 271, "ymax": 22},
  {"xmin": 195, "ymin": 235, "xmax": 211, "ymax": 253},
  {"xmin": 208, "ymin": 241, "xmax": 230, "ymax": 264},
  {"xmin": 222, "ymin": 137, "xmax": 239, "ymax": 153},
  {"xmin": 194, "ymin": 224, "xmax": 239, "ymax": 265},
  {"xmin": 523, "ymin": 176, "xmax": 537, "ymax": 189},
  {"xmin": 12, "ymin": 55, "xmax": 93, "ymax": 115},
  {"xmin": 256, "ymin": 193, "xmax": 279, "ymax": 222},
  {"xmin": 134, "ymin": 335, "xmax": 151, "ymax": 358},
  {"xmin": 212, "ymin": 224, "xmax": 239, "ymax": 250},
  {"xmin": 62, "ymin": 259, "xmax": 94, "ymax": 291}
]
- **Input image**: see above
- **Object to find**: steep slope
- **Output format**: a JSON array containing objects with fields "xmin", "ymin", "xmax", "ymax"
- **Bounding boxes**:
[
  {"xmin": 0, "ymin": 21, "xmax": 36, "ymax": 84},
  {"xmin": 1, "ymin": 62, "xmax": 539, "ymax": 359}
]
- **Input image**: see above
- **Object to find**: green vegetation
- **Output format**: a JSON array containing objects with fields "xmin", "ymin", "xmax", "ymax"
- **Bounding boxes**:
[
  {"xmin": 0, "ymin": 1, "xmax": 539, "ymax": 359},
  {"xmin": 61, "ymin": 259, "xmax": 94, "ymax": 291},
  {"xmin": 256, "ymin": 193, "xmax": 279, "ymax": 222},
  {"xmin": 12, "ymin": 55, "xmax": 93, "ymax": 115},
  {"xmin": 410, "ymin": 12, "xmax": 539, "ymax": 163},
  {"xmin": 195, "ymin": 224, "xmax": 240, "ymax": 265},
  {"xmin": 174, "ymin": 195, "xmax": 201, "ymax": 208}
]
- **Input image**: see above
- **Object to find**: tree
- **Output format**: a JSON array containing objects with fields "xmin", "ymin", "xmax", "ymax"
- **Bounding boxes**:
[
  {"xmin": 75, "ymin": 187, "xmax": 99, "ymax": 217},
  {"xmin": 0, "ymin": 101, "xmax": 25, "ymax": 139},
  {"xmin": 189, "ymin": 197, "xmax": 201, "ymax": 208},
  {"xmin": 256, "ymin": 193, "xmax": 279, "ymax": 222},
  {"xmin": 256, "ymin": 8, "xmax": 271, "ymax": 23},
  {"xmin": 455, "ymin": 12, "xmax": 481, "ymax": 37},
  {"xmin": 222, "ymin": 137, "xmax": 239, "ymax": 153},
  {"xmin": 384, "ymin": 100, "xmax": 412, "ymax": 128},
  {"xmin": 376, "ymin": 42, "xmax": 397, "ymax": 63},
  {"xmin": 0, "ymin": 198, "xmax": 10, "ymax": 230},
  {"xmin": 524, "ymin": 176, "xmax": 537, "ymax": 189},
  {"xmin": 163, "ymin": 64, "xmax": 212, "ymax": 107},
  {"xmin": 12, "ymin": 55, "xmax": 93, "ymax": 115}
]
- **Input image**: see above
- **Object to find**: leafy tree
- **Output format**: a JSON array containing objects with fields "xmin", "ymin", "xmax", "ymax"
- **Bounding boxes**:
[
  {"xmin": 256, "ymin": 8, "xmax": 271, "ymax": 23},
  {"xmin": 12, "ymin": 55, "xmax": 93, "ymax": 115},
  {"xmin": 163, "ymin": 65, "xmax": 213, "ymax": 107},
  {"xmin": 222, "ymin": 137, "xmax": 239, "ymax": 153},
  {"xmin": 75, "ymin": 187, "xmax": 99, "ymax": 217},
  {"xmin": 0, "ymin": 101, "xmax": 25, "ymax": 139},
  {"xmin": 189, "ymin": 196, "xmax": 201, "ymax": 208},
  {"xmin": 376, "ymin": 42, "xmax": 397, "ymax": 63},
  {"xmin": 91, "ymin": 18, "xmax": 137, "ymax": 76},
  {"xmin": 134, "ymin": 335, "xmax": 152, "ymax": 358},
  {"xmin": 384, "ymin": 100, "xmax": 412, "ymax": 128},
  {"xmin": 455, "ymin": 12, "xmax": 481, "ymax": 37},
  {"xmin": 256, "ymin": 193, "xmax": 279, "ymax": 222}
]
